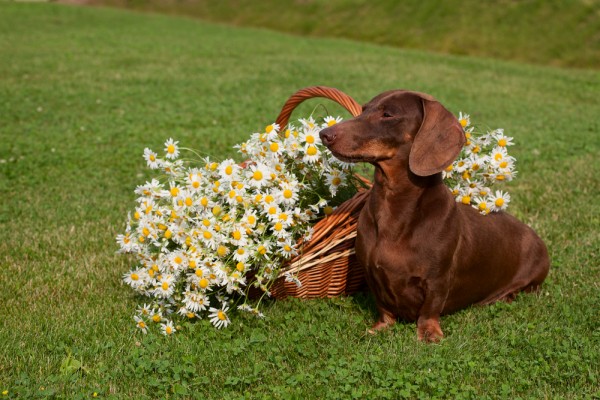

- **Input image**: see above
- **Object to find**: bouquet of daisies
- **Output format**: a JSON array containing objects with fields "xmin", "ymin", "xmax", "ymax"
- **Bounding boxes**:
[
  {"xmin": 444, "ymin": 113, "xmax": 517, "ymax": 214},
  {"xmin": 118, "ymin": 112, "xmax": 516, "ymax": 334},
  {"xmin": 117, "ymin": 116, "xmax": 356, "ymax": 334}
]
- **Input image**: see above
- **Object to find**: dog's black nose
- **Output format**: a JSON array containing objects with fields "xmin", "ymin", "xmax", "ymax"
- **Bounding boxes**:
[{"xmin": 319, "ymin": 127, "xmax": 337, "ymax": 146}]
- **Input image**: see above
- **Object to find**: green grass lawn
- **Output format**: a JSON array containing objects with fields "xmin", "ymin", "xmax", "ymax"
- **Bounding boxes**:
[
  {"xmin": 1, "ymin": 3, "xmax": 599, "ymax": 399},
  {"xmin": 88, "ymin": 0, "xmax": 600, "ymax": 70}
]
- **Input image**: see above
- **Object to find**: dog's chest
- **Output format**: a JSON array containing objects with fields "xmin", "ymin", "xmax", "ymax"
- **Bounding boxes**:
[{"xmin": 355, "ymin": 204, "xmax": 415, "ymax": 272}]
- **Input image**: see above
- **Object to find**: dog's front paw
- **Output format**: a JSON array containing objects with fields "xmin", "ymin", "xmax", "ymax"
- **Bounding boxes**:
[{"xmin": 417, "ymin": 318, "xmax": 444, "ymax": 343}]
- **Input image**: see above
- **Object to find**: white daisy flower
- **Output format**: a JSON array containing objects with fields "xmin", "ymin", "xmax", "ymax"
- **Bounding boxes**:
[
  {"xmin": 325, "ymin": 169, "xmax": 345, "ymax": 196},
  {"xmin": 184, "ymin": 290, "xmax": 209, "ymax": 312},
  {"xmin": 123, "ymin": 269, "xmax": 146, "ymax": 289},
  {"xmin": 218, "ymin": 159, "xmax": 240, "ymax": 183},
  {"xmin": 134, "ymin": 316, "xmax": 148, "ymax": 334},
  {"xmin": 247, "ymin": 163, "xmax": 272, "ymax": 189},
  {"xmin": 323, "ymin": 116, "xmax": 343, "ymax": 127},
  {"xmin": 490, "ymin": 190, "xmax": 511, "ymax": 212},
  {"xmin": 473, "ymin": 195, "xmax": 491, "ymax": 215},
  {"xmin": 160, "ymin": 320, "xmax": 176, "ymax": 335},
  {"xmin": 209, "ymin": 305, "xmax": 231, "ymax": 329},
  {"xmin": 136, "ymin": 303, "xmax": 152, "ymax": 317},
  {"xmin": 164, "ymin": 138, "xmax": 180, "ymax": 160},
  {"xmin": 458, "ymin": 112, "xmax": 470, "ymax": 128},
  {"xmin": 143, "ymin": 148, "xmax": 162, "ymax": 169},
  {"xmin": 493, "ymin": 130, "xmax": 514, "ymax": 147},
  {"xmin": 155, "ymin": 274, "xmax": 176, "ymax": 298}
]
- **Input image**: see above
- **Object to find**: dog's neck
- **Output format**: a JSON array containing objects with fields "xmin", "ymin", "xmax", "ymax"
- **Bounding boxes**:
[{"xmin": 372, "ymin": 158, "xmax": 442, "ymax": 198}]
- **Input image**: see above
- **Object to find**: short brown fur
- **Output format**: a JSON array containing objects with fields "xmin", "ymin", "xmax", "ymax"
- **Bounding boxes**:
[{"xmin": 320, "ymin": 90, "xmax": 549, "ymax": 342}]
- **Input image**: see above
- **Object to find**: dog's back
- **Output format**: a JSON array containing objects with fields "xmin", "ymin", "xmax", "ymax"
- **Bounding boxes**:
[{"xmin": 444, "ymin": 204, "xmax": 550, "ymax": 314}]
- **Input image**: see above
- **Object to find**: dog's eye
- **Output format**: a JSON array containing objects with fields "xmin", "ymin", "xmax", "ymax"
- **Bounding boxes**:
[{"xmin": 382, "ymin": 112, "xmax": 393, "ymax": 118}]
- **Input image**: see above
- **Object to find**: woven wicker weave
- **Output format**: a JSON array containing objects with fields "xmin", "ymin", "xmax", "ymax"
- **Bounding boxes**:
[{"xmin": 267, "ymin": 86, "xmax": 370, "ymax": 299}]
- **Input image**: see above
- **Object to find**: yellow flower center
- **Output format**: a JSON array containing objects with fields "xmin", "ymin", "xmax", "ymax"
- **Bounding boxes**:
[
  {"xmin": 170, "ymin": 187, "xmax": 179, "ymax": 197},
  {"xmin": 283, "ymin": 189, "xmax": 293, "ymax": 199},
  {"xmin": 284, "ymin": 245, "xmax": 292, "ymax": 252},
  {"xmin": 203, "ymin": 231, "xmax": 212, "ymax": 239},
  {"xmin": 165, "ymin": 326, "xmax": 173, "ymax": 334},
  {"xmin": 479, "ymin": 202, "xmax": 488, "ymax": 211},
  {"xmin": 332, "ymin": 177, "xmax": 342, "ymax": 186},
  {"xmin": 134, "ymin": 211, "xmax": 140, "ymax": 220},
  {"xmin": 247, "ymin": 215, "xmax": 256, "ymax": 225},
  {"xmin": 258, "ymin": 245, "xmax": 267, "ymax": 255},
  {"xmin": 237, "ymin": 248, "xmax": 245, "ymax": 255},
  {"xmin": 149, "ymin": 154, "xmax": 156, "ymax": 161},
  {"xmin": 217, "ymin": 245, "xmax": 227, "ymax": 257},
  {"xmin": 142, "ymin": 227, "xmax": 150, "ymax": 237},
  {"xmin": 498, "ymin": 139, "xmax": 507, "ymax": 147},
  {"xmin": 499, "ymin": 161, "xmax": 508, "ymax": 168},
  {"xmin": 306, "ymin": 146, "xmax": 317, "ymax": 156},
  {"xmin": 495, "ymin": 198, "xmax": 504, "ymax": 207},
  {"xmin": 189, "ymin": 260, "xmax": 196, "ymax": 268},
  {"xmin": 265, "ymin": 125, "xmax": 274, "ymax": 133},
  {"xmin": 253, "ymin": 171, "xmax": 263, "ymax": 181},
  {"xmin": 274, "ymin": 222, "xmax": 283, "ymax": 231},
  {"xmin": 279, "ymin": 213, "xmax": 288, "ymax": 221},
  {"xmin": 199, "ymin": 278, "xmax": 209, "ymax": 288},
  {"xmin": 459, "ymin": 119, "xmax": 468, "ymax": 128},
  {"xmin": 201, "ymin": 197, "xmax": 209, "ymax": 207},
  {"xmin": 164, "ymin": 230, "xmax": 172, "ymax": 239},
  {"xmin": 268, "ymin": 206, "xmax": 277, "ymax": 215},
  {"xmin": 152, "ymin": 314, "xmax": 161, "ymax": 322},
  {"xmin": 225, "ymin": 165, "xmax": 233, "ymax": 175},
  {"xmin": 236, "ymin": 262, "xmax": 245, "ymax": 272},
  {"xmin": 138, "ymin": 321, "xmax": 146, "ymax": 329},
  {"xmin": 174, "ymin": 256, "xmax": 182, "ymax": 264},
  {"xmin": 496, "ymin": 175, "xmax": 506, "ymax": 181},
  {"xmin": 212, "ymin": 206, "xmax": 222, "ymax": 215},
  {"xmin": 195, "ymin": 268, "xmax": 203, "ymax": 277},
  {"xmin": 461, "ymin": 196, "xmax": 471, "ymax": 205},
  {"xmin": 232, "ymin": 231, "xmax": 242, "ymax": 240},
  {"xmin": 210, "ymin": 162, "xmax": 218, "ymax": 171},
  {"xmin": 217, "ymin": 311, "xmax": 226, "ymax": 321},
  {"xmin": 161, "ymin": 282, "xmax": 169, "ymax": 290},
  {"xmin": 192, "ymin": 181, "xmax": 200, "ymax": 189},
  {"xmin": 167, "ymin": 144, "xmax": 175, "ymax": 154},
  {"xmin": 130, "ymin": 273, "xmax": 139, "ymax": 281},
  {"xmin": 270, "ymin": 143, "xmax": 279, "ymax": 152},
  {"xmin": 327, "ymin": 119, "xmax": 337, "ymax": 127},
  {"xmin": 265, "ymin": 195, "xmax": 274, "ymax": 204},
  {"xmin": 185, "ymin": 197, "xmax": 193, "ymax": 207}
]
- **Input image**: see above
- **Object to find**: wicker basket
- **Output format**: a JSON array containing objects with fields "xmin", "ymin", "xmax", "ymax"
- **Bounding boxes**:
[{"xmin": 265, "ymin": 86, "xmax": 371, "ymax": 299}]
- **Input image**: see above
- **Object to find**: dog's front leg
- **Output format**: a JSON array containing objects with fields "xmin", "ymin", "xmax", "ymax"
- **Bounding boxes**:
[{"xmin": 416, "ymin": 284, "xmax": 448, "ymax": 343}]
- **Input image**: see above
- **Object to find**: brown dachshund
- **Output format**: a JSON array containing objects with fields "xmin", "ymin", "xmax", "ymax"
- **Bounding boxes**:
[{"xmin": 319, "ymin": 90, "xmax": 549, "ymax": 342}]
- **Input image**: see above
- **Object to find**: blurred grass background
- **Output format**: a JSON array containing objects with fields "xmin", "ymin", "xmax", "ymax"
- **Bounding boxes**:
[{"xmin": 82, "ymin": 0, "xmax": 600, "ymax": 69}]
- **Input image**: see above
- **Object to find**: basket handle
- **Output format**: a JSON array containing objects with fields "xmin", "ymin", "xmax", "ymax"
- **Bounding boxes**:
[{"xmin": 275, "ymin": 86, "xmax": 362, "ymax": 129}]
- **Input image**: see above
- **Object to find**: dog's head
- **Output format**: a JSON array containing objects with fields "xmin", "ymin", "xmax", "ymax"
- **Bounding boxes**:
[{"xmin": 319, "ymin": 90, "xmax": 465, "ymax": 176}]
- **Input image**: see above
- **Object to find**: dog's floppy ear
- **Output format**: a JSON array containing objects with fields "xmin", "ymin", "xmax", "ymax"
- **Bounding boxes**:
[{"xmin": 408, "ymin": 99, "xmax": 465, "ymax": 177}]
